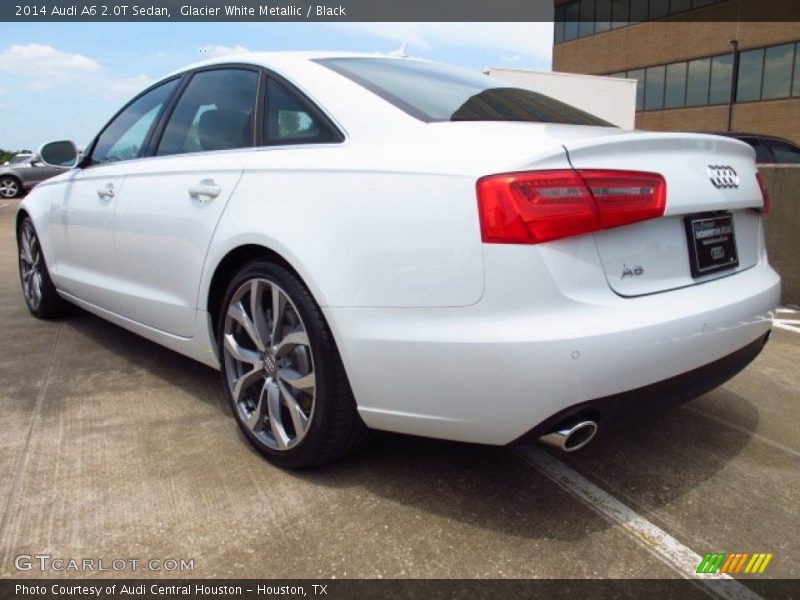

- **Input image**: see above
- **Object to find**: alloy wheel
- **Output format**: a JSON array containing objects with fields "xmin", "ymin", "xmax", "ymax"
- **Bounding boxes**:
[
  {"xmin": 19, "ymin": 223, "xmax": 44, "ymax": 310},
  {"xmin": 0, "ymin": 178, "xmax": 19, "ymax": 198},
  {"xmin": 222, "ymin": 278, "xmax": 316, "ymax": 451}
]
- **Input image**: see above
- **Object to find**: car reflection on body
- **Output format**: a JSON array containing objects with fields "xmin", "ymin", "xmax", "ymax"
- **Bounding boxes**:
[{"xmin": 1, "ymin": 152, "xmax": 70, "ymax": 198}]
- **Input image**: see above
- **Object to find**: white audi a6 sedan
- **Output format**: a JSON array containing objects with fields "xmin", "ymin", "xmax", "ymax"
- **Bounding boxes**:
[{"xmin": 18, "ymin": 52, "xmax": 779, "ymax": 468}]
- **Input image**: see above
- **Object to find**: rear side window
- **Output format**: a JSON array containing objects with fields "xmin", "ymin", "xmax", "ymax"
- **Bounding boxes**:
[
  {"xmin": 315, "ymin": 57, "xmax": 612, "ymax": 126},
  {"xmin": 157, "ymin": 68, "xmax": 258, "ymax": 156},
  {"xmin": 264, "ymin": 79, "xmax": 340, "ymax": 145}
]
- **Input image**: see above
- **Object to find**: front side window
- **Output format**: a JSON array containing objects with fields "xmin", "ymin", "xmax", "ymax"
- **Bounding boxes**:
[
  {"xmin": 264, "ymin": 79, "xmax": 340, "ymax": 145},
  {"xmin": 157, "ymin": 68, "xmax": 258, "ymax": 156},
  {"xmin": 317, "ymin": 58, "xmax": 612, "ymax": 127},
  {"xmin": 91, "ymin": 78, "xmax": 179, "ymax": 164}
]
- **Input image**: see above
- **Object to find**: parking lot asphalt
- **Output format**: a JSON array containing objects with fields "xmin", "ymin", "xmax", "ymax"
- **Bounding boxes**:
[{"xmin": 0, "ymin": 197, "xmax": 798, "ymax": 588}]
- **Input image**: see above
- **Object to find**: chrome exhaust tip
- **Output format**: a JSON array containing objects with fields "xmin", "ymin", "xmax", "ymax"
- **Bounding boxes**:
[{"xmin": 538, "ymin": 420, "xmax": 598, "ymax": 452}]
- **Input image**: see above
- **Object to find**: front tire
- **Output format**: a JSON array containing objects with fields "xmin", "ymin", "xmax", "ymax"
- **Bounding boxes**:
[
  {"xmin": 0, "ymin": 176, "xmax": 22, "ymax": 199},
  {"xmin": 218, "ymin": 259, "xmax": 366, "ymax": 469},
  {"xmin": 18, "ymin": 218, "xmax": 68, "ymax": 318}
]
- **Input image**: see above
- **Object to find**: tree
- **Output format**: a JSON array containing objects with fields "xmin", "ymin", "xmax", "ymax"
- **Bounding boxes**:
[{"xmin": 0, "ymin": 149, "xmax": 34, "ymax": 164}]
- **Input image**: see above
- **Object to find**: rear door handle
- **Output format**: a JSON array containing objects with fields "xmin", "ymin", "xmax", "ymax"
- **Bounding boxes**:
[
  {"xmin": 97, "ymin": 183, "xmax": 116, "ymax": 200},
  {"xmin": 188, "ymin": 179, "xmax": 221, "ymax": 202}
]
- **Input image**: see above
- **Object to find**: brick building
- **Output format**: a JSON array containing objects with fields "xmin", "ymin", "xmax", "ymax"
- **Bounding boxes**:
[{"xmin": 553, "ymin": 0, "xmax": 800, "ymax": 147}]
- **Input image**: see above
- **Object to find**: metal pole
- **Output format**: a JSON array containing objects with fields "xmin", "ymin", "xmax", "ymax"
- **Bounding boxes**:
[{"xmin": 727, "ymin": 39, "xmax": 740, "ymax": 132}]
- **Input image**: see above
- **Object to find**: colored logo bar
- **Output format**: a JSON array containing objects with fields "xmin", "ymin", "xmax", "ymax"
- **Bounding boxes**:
[{"xmin": 696, "ymin": 553, "xmax": 774, "ymax": 574}]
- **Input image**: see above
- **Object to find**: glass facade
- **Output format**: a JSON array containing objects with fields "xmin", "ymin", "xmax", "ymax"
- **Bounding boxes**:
[
  {"xmin": 608, "ymin": 41, "xmax": 800, "ymax": 112},
  {"xmin": 554, "ymin": 0, "xmax": 728, "ymax": 43}
]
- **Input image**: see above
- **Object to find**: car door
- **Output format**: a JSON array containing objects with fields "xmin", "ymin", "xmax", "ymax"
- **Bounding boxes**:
[
  {"xmin": 111, "ymin": 67, "xmax": 260, "ymax": 338},
  {"xmin": 48, "ymin": 78, "xmax": 180, "ymax": 308}
]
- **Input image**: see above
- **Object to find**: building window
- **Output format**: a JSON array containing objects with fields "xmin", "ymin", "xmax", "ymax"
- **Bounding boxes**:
[
  {"xmin": 629, "ymin": 0, "xmax": 647, "ymax": 22},
  {"xmin": 670, "ymin": 0, "xmax": 691, "ymax": 12},
  {"xmin": 611, "ymin": 0, "xmax": 629, "ymax": 27},
  {"xmin": 762, "ymin": 43, "xmax": 795, "ymax": 100},
  {"xmin": 595, "ymin": 0, "xmax": 612, "ymax": 32},
  {"xmin": 564, "ymin": 1, "xmax": 579, "ymax": 41},
  {"xmin": 664, "ymin": 62, "xmax": 687, "ymax": 108},
  {"xmin": 648, "ymin": 0, "xmax": 669, "ymax": 20},
  {"xmin": 644, "ymin": 65, "xmax": 666, "ymax": 110},
  {"xmin": 628, "ymin": 68, "xmax": 646, "ymax": 111},
  {"xmin": 578, "ymin": 0, "xmax": 595, "ymax": 37},
  {"xmin": 554, "ymin": 6, "xmax": 565, "ymax": 43},
  {"xmin": 737, "ymin": 48, "xmax": 764, "ymax": 102},
  {"xmin": 554, "ymin": 0, "xmax": 728, "ymax": 43},
  {"xmin": 686, "ymin": 57, "xmax": 711, "ymax": 106},
  {"xmin": 603, "ymin": 40, "xmax": 800, "ymax": 112},
  {"xmin": 709, "ymin": 54, "xmax": 733, "ymax": 105}
]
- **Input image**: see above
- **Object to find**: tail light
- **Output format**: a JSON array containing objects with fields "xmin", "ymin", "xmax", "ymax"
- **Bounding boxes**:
[
  {"xmin": 755, "ymin": 171, "xmax": 770, "ymax": 213},
  {"xmin": 477, "ymin": 169, "xmax": 666, "ymax": 244}
]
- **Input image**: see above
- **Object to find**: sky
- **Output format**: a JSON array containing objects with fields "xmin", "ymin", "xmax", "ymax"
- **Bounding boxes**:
[{"xmin": 0, "ymin": 22, "xmax": 554, "ymax": 151}]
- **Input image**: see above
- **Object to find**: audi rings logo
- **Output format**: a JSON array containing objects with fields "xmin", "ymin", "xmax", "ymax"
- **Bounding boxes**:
[{"xmin": 707, "ymin": 165, "xmax": 740, "ymax": 189}]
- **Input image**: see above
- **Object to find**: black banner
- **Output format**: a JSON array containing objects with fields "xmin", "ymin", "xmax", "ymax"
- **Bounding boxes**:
[
  {"xmin": 2, "ymin": 0, "xmax": 553, "ymax": 22},
  {"xmin": 2, "ymin": 579, "xmax": 800, "ymax": 600},
  {"xmin": 3, "ymin": 0, "xmax": 800, "ymax": 22}
]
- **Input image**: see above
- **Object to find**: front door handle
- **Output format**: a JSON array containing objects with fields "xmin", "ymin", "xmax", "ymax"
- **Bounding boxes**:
[
  {"xmin": 188, "ymin": 179, "xmax": 222, "ymax": 203},
  {"xmin": 97, "ymin": 182, "xmax": 116, "ymax": 200}
]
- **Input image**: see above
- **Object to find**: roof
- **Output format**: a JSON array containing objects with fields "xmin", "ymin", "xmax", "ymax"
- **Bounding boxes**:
[{"xmin": 166, "ymin": 51, "xmax": 410, "ymax": 78}]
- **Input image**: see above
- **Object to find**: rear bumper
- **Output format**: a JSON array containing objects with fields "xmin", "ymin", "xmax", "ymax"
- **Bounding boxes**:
[
  {"xmin": 519, "ymin": 330, "xmax": 770, "ymax": 443},
  {"xmin": 325, "ymin": 258, "xmax": 780, "ymax": 446}
]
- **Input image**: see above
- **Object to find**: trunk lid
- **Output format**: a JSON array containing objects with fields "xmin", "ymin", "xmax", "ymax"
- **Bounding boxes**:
[{"xmin": 564, "ymin": 132, "xmax": 764, "ymax": 296}]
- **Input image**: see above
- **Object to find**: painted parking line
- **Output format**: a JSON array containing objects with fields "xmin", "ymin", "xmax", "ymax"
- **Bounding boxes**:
[
  {"xmin": 773, "ymin": 308, "xmax": 800, "ymax": 334},
  {"xmin": 511, "ymin": 445, "xmax": 763, "ymax": 600},
  {"xmin": 773, "ymin": 320, "xmax": 800, "ymax": 334}
]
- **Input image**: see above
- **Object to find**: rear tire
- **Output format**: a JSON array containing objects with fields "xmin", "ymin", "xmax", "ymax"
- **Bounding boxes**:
[
  {"xmin": 218, "ymin": 259, "xmax": 367, "ymax": 469},
  {"xmin": 18, "ymin": 217, "xmax": 69, "ymax": 319}
]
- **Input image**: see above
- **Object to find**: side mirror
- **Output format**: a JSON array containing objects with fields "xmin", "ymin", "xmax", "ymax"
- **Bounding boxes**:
[{"xmin": 38, "ymin": 140, "xmax": 79, "ymax": 168}]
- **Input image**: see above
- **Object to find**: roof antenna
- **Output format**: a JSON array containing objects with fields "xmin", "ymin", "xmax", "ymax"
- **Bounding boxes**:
[{"xmin": 387, "ymin": 43, "xmax": 409, "ymax": 58}]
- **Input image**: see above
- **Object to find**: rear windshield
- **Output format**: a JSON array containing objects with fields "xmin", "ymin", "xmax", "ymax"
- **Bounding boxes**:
[{"xmin": 315, "ymin": 57, "xmax": 612, "ymax": 127}]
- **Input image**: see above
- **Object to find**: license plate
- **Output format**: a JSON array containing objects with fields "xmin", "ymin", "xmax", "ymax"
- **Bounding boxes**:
[{"xmin": 684, "ymin": 213, "xmax": 739, "ymax": 278}]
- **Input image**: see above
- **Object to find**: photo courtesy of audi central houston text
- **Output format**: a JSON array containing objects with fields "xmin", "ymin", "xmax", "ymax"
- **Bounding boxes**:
[
  {"xmin": 18, "ymin": 52, "xmax": 778, "ymax": 467},
  {"xmin": 2, "ymin": 0, "xmax": 799, "ymax": 595}
]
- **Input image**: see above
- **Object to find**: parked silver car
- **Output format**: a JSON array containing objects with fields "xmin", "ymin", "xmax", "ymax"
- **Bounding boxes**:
[{"xmin": 0, "ymin": 153, "xmax": 70, "ymax": 198}]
